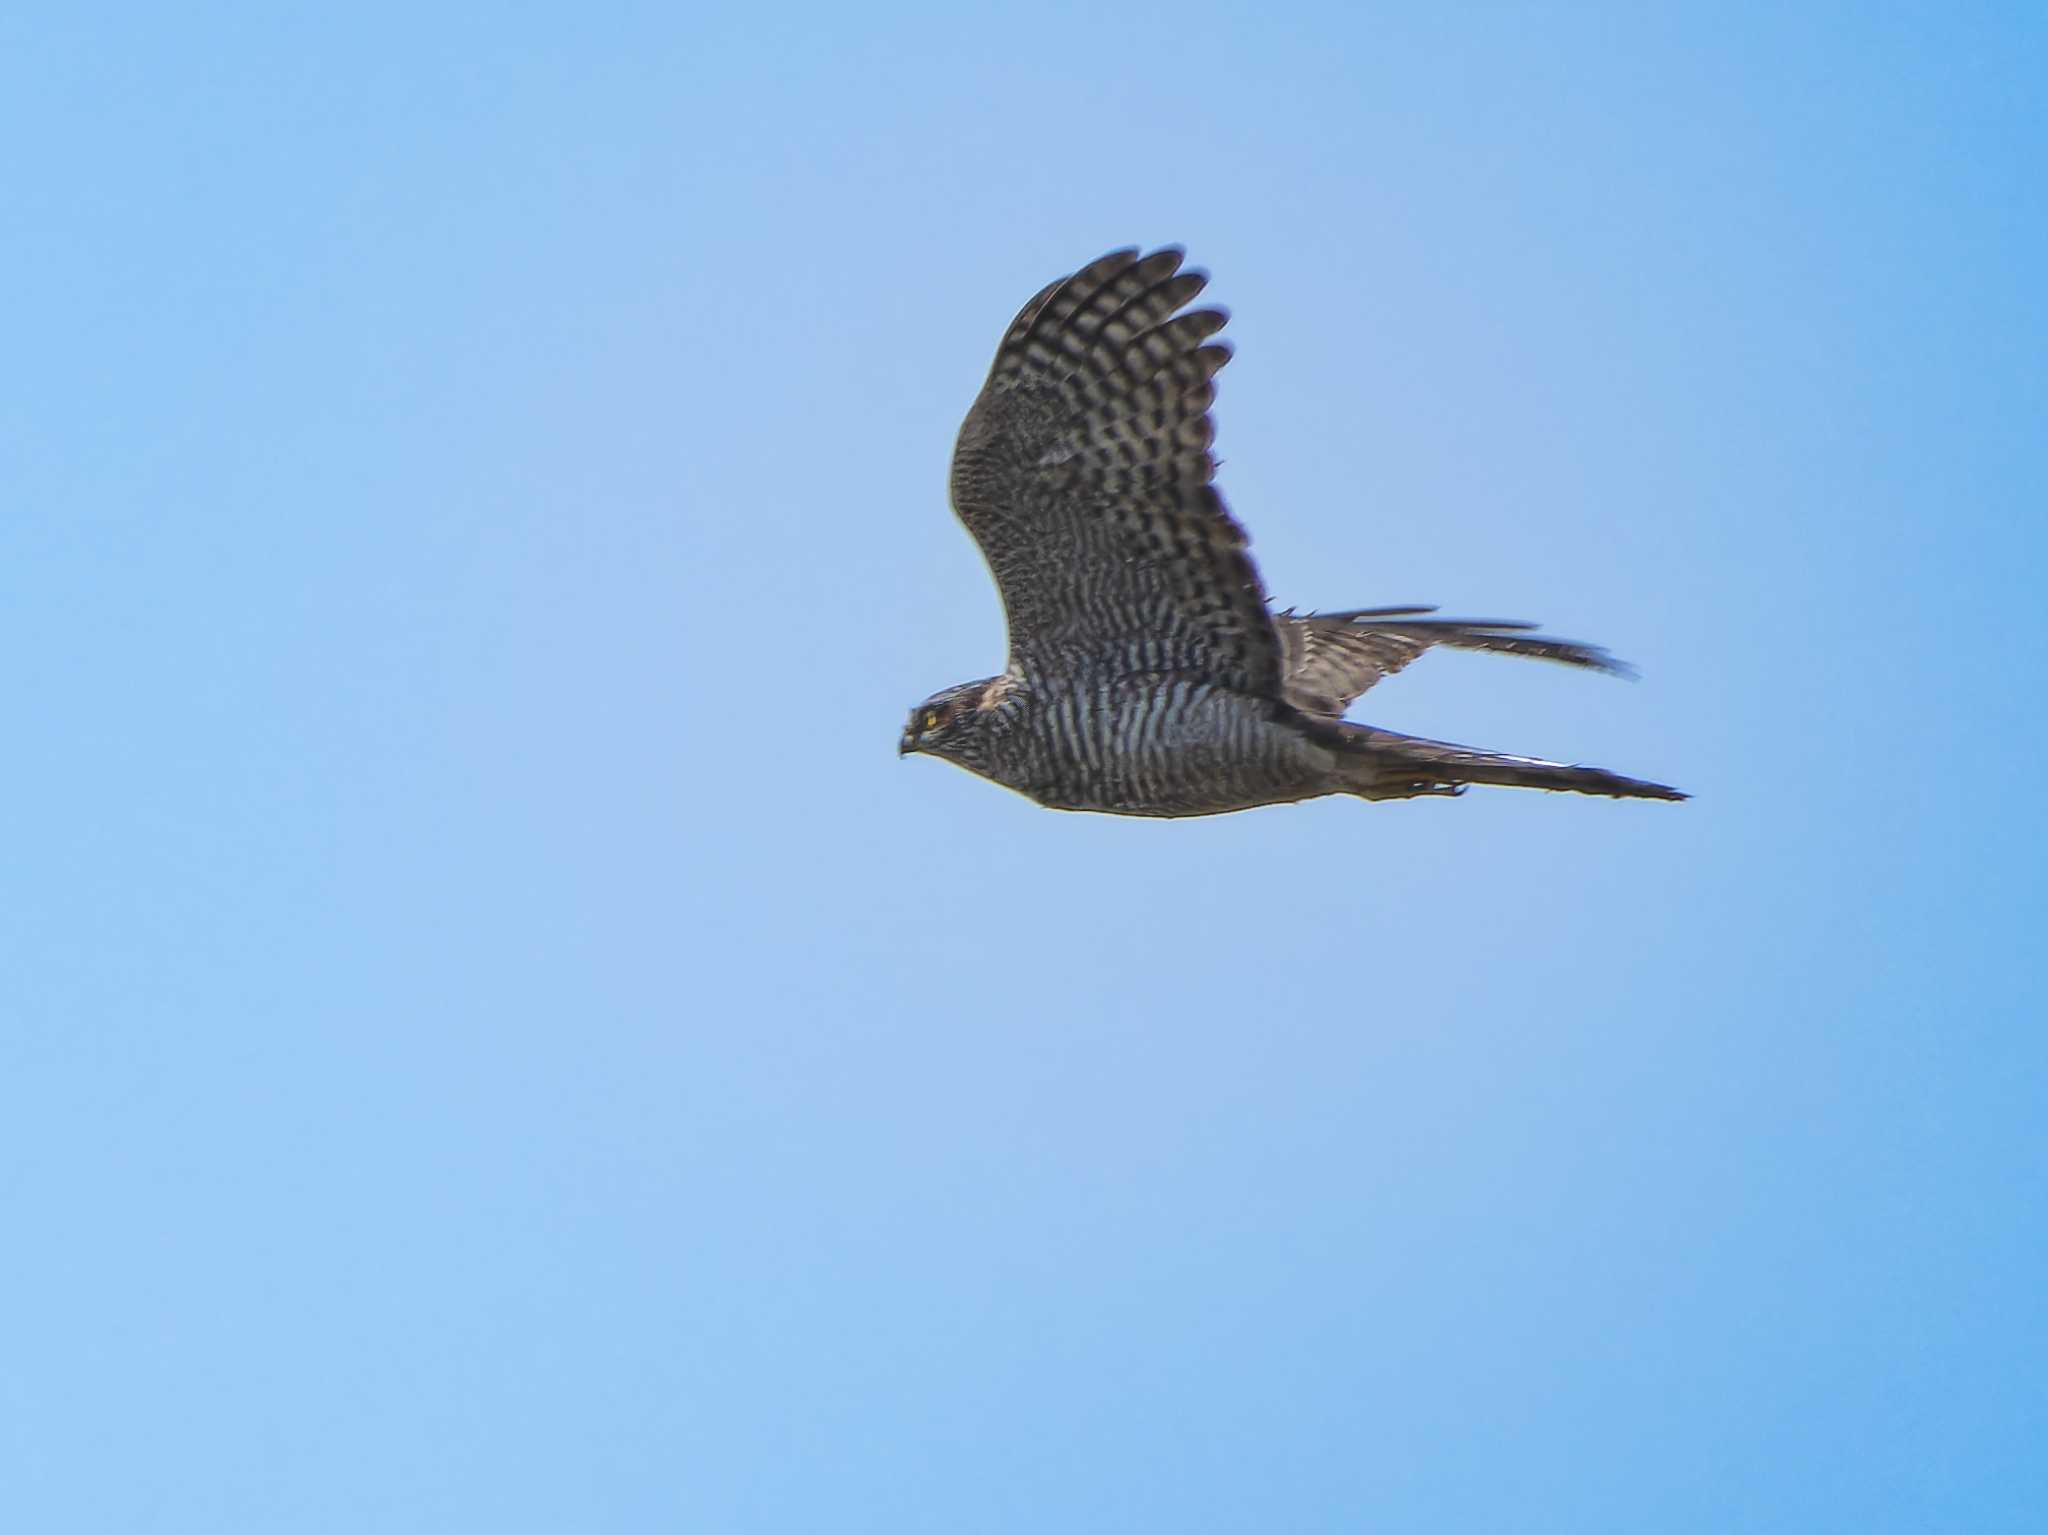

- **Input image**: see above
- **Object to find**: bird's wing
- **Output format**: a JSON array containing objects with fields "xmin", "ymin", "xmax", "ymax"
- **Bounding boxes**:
[
  {"xmin": 1278, "ymin": 608, "xmax": 1633, "ymax": 721},
  {"xmin": 948, "ymin": 247, "xmax": 1283, "ymax": 696}
]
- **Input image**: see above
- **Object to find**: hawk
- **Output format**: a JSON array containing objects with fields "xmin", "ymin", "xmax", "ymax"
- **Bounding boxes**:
[{"xmin": 900, "ymin": 246, "xmax": 1685, "ymax": 816}]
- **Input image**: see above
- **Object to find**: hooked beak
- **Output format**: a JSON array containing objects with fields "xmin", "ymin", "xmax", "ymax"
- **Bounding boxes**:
[{"xmin": 898, "ymin": 730, "xmax": 917, "ymax": 758}]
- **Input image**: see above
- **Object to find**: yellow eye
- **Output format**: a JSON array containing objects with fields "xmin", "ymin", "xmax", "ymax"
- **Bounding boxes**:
[{"xmin": 923, "ymin": 710, "xmax": 942, "ymax": 732}]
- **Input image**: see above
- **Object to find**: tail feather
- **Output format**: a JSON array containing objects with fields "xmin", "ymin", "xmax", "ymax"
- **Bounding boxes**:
[{"xmin": 1337, "ymin": 724, "xmax": 1688, "ymax": 803}]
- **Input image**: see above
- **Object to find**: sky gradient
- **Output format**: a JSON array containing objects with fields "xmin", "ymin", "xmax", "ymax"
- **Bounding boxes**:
[{"xmin": 5, "ymin": 3, "xmax": 2044, "ymax": 1530}]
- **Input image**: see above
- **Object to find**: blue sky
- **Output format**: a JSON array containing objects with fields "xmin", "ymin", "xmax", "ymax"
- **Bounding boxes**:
[{"xmin": 4, "ymin": 3, "xmax": 2043, "ymax": 1530}]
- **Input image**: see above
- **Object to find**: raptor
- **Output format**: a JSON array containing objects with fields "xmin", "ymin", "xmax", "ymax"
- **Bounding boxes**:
[{"xmin": 901, "ymin": 246, "xmax": 1685, "ymax": 817}]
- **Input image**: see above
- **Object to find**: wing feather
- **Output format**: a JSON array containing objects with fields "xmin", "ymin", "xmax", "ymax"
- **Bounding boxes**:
[
  {"xmin": 949, "ymin": 247, "xmax": 1282, "ymax": 695},
  {"xmin": 1279, "ymin": 609, "xmax": 1632, "ymax": 721}
]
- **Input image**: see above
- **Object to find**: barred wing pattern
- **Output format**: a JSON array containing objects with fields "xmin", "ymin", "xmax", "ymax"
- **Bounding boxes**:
[
  {"xmin": 1278, "ymin": 608, "xmax": 1632, "ymax": 722},
  {"xmin": 948, "ymin": 248, "xmax": 1284, "ymax": 696}
]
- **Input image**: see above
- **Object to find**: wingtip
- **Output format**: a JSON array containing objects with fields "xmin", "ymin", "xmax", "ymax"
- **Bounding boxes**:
[
  {"xmin": 1592, "ymin": 652, "xmax": 1642, "ymax": 682},
  {"xmin": 1634, "ymin": 781, "xmax": 1690, "ymax": 802}
]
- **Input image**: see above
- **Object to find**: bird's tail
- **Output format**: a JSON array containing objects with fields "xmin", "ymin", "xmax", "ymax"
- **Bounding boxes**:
[{"xmin": 1335, "ymin": 724, "xmax": 1688, "ymax": 802}]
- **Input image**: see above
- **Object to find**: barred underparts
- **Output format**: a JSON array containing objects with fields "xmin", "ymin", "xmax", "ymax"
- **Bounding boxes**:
[{"xmin": 900, "ymin": 247, "xmax": 1685, "ymax": 817}]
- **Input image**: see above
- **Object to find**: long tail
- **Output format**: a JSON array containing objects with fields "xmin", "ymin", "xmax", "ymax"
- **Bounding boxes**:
[{"xmin": 1336, "ymin": 723, "xmax": 1688, "ymax": 802}]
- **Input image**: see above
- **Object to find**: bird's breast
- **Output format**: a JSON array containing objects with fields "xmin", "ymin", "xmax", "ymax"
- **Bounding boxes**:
[{"xmin": 1000, "ymin": 678, "xmax": 1332, "ymax": 817}]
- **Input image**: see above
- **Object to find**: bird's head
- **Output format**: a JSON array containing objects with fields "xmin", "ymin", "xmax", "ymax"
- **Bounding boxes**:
[{"xmin": 899, "ymin": 679, "xmax": 999, "ymax": 769}]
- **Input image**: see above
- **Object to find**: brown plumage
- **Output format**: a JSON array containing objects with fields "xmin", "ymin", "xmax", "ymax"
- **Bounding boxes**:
[{"xmin": 901, "ymin": 247, "xmax": 1686, "ymax": 816}]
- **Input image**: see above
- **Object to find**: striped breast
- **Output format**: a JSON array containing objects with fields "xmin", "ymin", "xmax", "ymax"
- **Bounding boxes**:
[{"xmin": 1015, "ymin": 676, "xmax": 1335, "ymax": 816}]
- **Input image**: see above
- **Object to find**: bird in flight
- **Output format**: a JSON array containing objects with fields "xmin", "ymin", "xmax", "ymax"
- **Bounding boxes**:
[{"xmin": 901, "ymin": 246, "xmax": 1685, "ymax": 817}]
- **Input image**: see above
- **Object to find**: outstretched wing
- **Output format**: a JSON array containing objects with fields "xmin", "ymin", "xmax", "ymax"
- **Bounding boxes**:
[
  {"xmin": 1278, "ymin": 607, "xmax": 1633, "ymax": 721},
  {"xmin": 948, "ymin": 247, "xmax": 1283, "ymax": 696}
]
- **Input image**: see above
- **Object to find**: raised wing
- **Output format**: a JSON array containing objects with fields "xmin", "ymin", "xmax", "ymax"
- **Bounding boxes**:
[
  {"xmin": 1278, "ymin": 607, "xmax": 1632, "ymax": 721},
  {"xmin": 948, "ymin": 247, "xmax": 1283, "ymax": 696}
]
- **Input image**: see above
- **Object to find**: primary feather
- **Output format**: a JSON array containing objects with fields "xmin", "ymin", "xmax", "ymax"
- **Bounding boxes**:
[{"xmin": 903, "ymin": 247, "xmax": 1685, "ymax": 817}]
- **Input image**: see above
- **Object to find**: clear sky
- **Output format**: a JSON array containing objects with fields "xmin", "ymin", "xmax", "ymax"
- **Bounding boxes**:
[{"xmin": 4, "ymin": 3, "xmax": 2043, "ymax": 1530}]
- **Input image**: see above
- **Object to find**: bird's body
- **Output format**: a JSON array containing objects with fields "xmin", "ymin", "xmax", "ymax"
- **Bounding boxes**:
[
  {"xmin": 932, "ymin": 673, "xmax": 1333, "ymax": 818},
  {"xmin": 901, "ymin": 247, "xmax": 1684, "ymax": 817}
]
